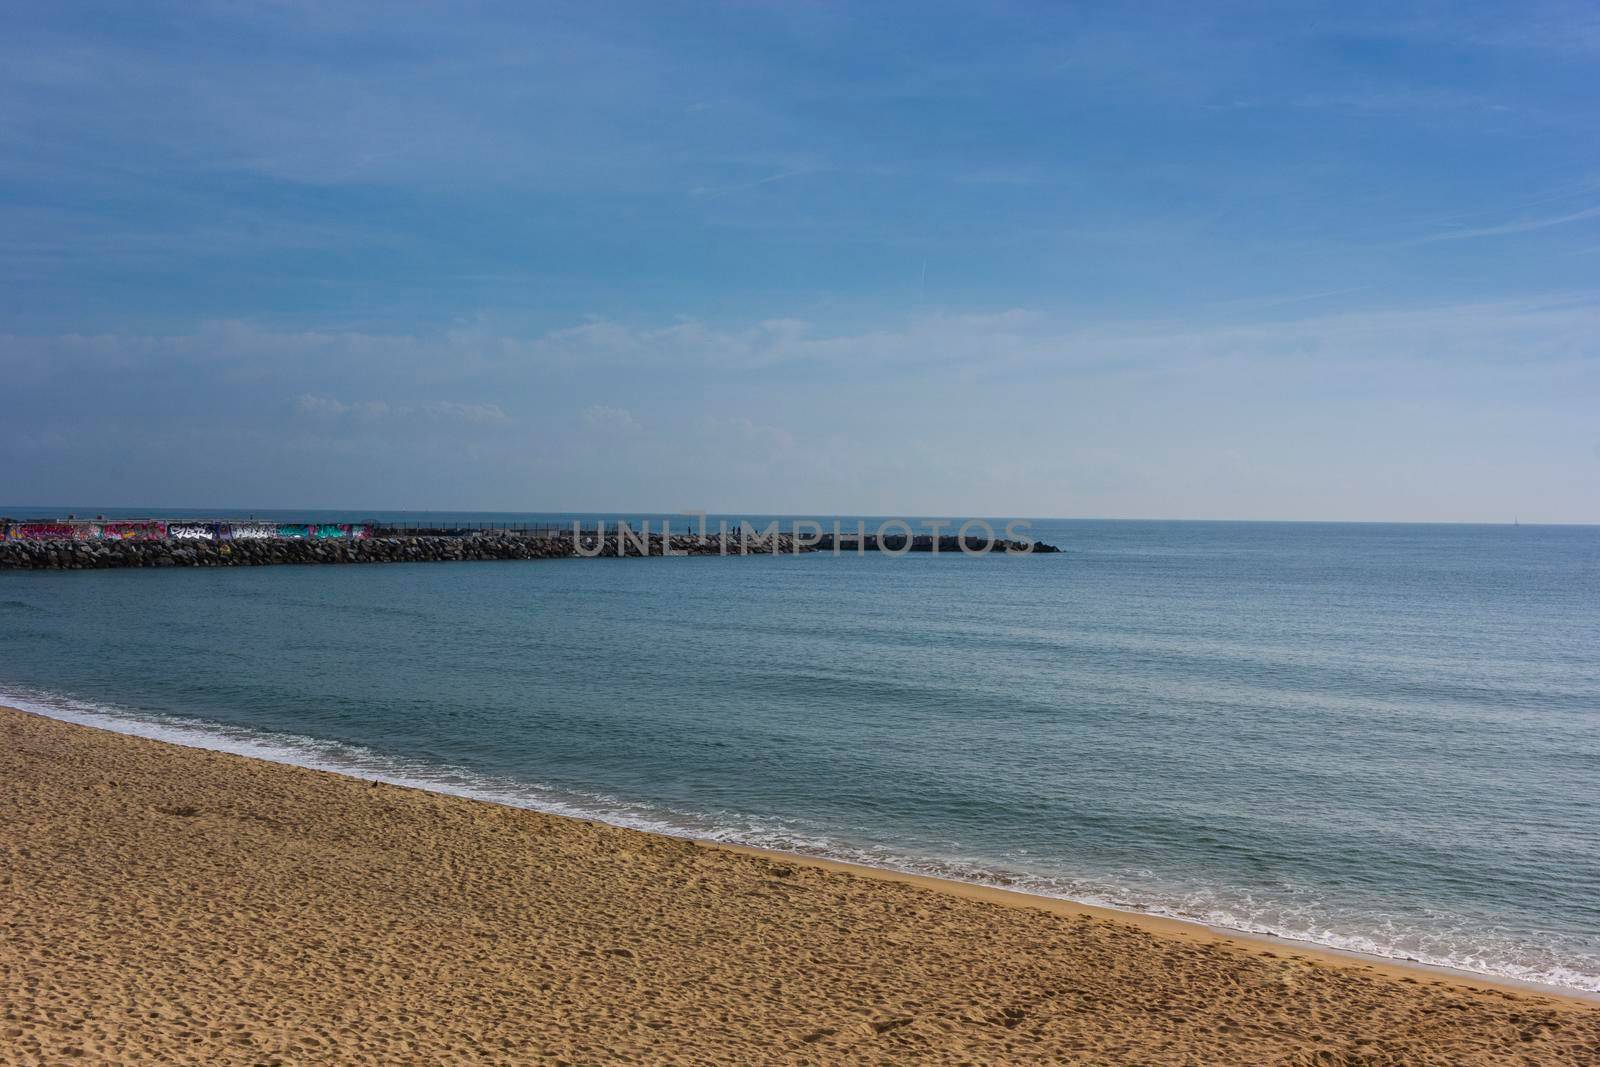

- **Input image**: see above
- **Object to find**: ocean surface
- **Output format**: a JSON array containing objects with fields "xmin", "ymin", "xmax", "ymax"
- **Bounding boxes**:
[{"xmin": 2, "ymin": 514, "xmax": 1597, "ymax": 993}]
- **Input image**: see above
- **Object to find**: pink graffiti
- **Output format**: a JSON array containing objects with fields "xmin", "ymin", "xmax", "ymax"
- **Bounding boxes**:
[
  {"xmin": 99, "ymin": 522, "xmax": 167, "ymax": 541},
  {"xmin": 8, "ymin": 524, "xmax": 78, "ymax": 541}
]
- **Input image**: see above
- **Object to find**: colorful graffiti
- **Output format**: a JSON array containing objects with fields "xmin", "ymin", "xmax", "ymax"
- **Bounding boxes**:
[
  {"xmin": 272, "ymin": 523, "xmax": 372, "ymax": 540},
  {"xmin": 5, "ymin": 524, "xmax": 81, "ymax": 541},
  {"xmin": 99, "ymin": 521, "xmax": 168, "ymax": 541},
  {"xmin": 2, "ymin": 520, "xmax": 373, "ymax": 543}
]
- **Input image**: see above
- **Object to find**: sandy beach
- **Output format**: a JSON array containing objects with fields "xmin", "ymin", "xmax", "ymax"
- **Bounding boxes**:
[{"xmin": 2, "ymin": 705, "xmax": 1596, "ymax": 1065}]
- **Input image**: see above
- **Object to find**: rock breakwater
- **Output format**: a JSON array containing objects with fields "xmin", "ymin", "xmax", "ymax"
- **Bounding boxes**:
[
  {"xmin": 0, "ymin": 531, "xmax": 799, "ymax": 570},
  {"xmin": 0, "ymin": 529, "xmax": 1057, "ymax": 570}
]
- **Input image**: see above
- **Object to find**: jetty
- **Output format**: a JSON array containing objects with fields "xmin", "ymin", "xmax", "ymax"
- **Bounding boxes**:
[{"xmin": 0, "ymin": 517, "xmax": 1056, "ymax": 571}]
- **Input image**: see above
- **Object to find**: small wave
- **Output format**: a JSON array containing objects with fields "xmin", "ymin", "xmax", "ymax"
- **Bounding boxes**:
[{"xmin": 3, "ymin": 684, "xmax": 1596, "ymax": 996}]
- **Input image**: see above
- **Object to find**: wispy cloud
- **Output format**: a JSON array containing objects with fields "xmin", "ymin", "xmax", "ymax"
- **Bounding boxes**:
[
  {"xmin": 690, "ymin": 169, "xmax": 816, "ymax": 200},
  {"xmin": 297, "ymin": 394, "xmax": 510, "ymax": 425},
  {"xmin": 580, "ymin": 404, "xmax": 639, "ymax": 432},
  {"xmin": 1411, "ymin": 204, "xmax": 1600, "ymax": 244},
  {"xmin": 1205, "ymin": 286, "xmax": 1373, "ymax": 314}
]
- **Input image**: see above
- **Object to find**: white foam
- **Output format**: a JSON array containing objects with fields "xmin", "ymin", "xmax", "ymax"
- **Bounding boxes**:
[{"xmin": 5, "ymin": 685, "xmax": 1597, "ymax": 997}]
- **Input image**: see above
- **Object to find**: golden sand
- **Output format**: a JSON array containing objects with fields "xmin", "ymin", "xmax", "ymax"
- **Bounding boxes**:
[{"xmin": 2, "ymin": 705, "xmax": 1597, "ymax": 1065}]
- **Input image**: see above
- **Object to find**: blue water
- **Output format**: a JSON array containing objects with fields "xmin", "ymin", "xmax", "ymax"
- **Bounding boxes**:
[{"xmin": 3, "ymin": 516, "xmax": 1597, "ymax": 992}]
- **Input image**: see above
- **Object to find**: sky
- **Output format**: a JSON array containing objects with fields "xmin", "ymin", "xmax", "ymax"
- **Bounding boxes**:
[{"xmin": 2, "ymin": 1, "xmax": 1598, "ymax": 521}]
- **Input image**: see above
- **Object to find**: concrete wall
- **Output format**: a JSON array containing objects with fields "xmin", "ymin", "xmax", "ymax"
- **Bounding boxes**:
[{"xmin": 1, "ymin": 521, "xmax": 372, "ymax": 543}]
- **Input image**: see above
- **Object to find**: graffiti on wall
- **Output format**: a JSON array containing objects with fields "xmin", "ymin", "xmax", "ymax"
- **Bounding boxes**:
[
  {"xmin": 5, "ymin": 524, "xmax": 81, "ymax": 541},
  {"xmin": 99, "ymin": 522, "xmax": 168, "ymax": 541},
  {"xmin": 6, "ymin": 522, "xmax": 164, "ymax": 541},
  {"xmin": 225, "ymin": 523, "xmax": 277, "ymax": 540},
  {"xmin": 168, "ymin": 523, "xmax": 217, "ymax": 541},
  {"xmin": 2, "ymin": 520, "xmax": 374, "ymax": 543},
  {"xmin": 272, "ymin": 523, "xmax": 372, "ymax": 540}
]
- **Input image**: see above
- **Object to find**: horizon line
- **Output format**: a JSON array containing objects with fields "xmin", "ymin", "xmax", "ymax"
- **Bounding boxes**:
[{"xmin": 2, "ymin": 506, "xmax": 1595, "ymax": 529}]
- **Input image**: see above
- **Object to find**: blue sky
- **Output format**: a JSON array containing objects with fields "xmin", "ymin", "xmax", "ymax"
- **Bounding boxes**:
[{"xmin": 3, "ymin": 1, "xmax": 1598, "ymax": 520}]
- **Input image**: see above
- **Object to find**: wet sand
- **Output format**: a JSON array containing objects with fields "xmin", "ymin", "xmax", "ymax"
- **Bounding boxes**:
[{"xmin": 2, "ymin": 705, "xmax": 1597, "ymax": 1064}]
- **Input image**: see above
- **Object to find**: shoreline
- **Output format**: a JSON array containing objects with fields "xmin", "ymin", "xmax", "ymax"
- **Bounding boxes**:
[
  {"xmin": 710, "ymin": 841, "xmax": 1600, "ymax": 1009},
  {"xmin": 5, "ymin": 698, "xmax": 1595, "ymax": 1008},
  {"xmin": 5, "ymin": 702, "xmax": 1598, "ymax": 1063}
]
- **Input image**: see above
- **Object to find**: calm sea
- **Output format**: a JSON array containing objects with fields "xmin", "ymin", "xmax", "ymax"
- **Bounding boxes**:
[{"xmin": 2, "ymin": 514, "xmax": 1597, "ymax": 992}]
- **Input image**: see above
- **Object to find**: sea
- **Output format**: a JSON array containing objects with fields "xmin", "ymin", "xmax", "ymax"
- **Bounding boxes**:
[{"xmin": 2, "ymin": 511, "xmax": 1596, "ymax": 994}]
